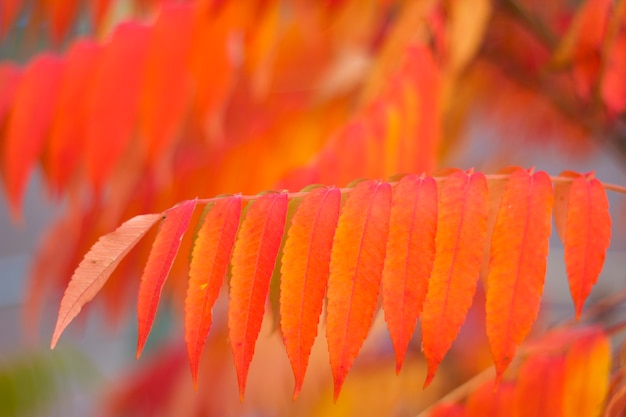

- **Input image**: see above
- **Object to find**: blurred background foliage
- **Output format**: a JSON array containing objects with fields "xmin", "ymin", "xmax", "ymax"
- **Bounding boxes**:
[{"xmin": 2, "ymin": 0, "xmax": 626, "ymax": 416}]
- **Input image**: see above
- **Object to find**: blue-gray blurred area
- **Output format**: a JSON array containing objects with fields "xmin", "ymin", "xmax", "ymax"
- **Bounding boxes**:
[{"xmin": 0, "ymin": 173, "xmax": 143, "ymax": 417}]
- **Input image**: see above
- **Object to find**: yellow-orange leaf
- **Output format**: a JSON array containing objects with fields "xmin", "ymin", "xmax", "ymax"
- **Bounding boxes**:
[
  {"xmin": 137, "ymin": 199, "xmax": 197, "ymax": 357},
  {"xmin": 51, "ymin": 213, "xmax": 162, "ymax": 348},
  {"xmin": 229, "ymin": 192, "xmax": 288, "ymax": 400},
  {"xmin": 280, "ymin": 187, "xmax": 341, "ymax": 399},
  {"xmin": 563, "ymin": 328, "xmax": 611, "ymax": 417},
  {"xmin": 382, "ymin": 174, "xmax": 437, "ymax": 372},
  {"xmin": 185, "ymin": 196, "xmax": 242, "ymax": 387},
  {"xmin": 555, "ymin": 173, "xmax": 611, "ymax": 319},
  {"xmin": 486, "ymin": 168, "xmax": 553, "ymax": 381},
  {"xmin": 466, "ymin": 380, "xmax": 515, "ymax": 417},
  {"xmin": 421, "ymin": 170, "xmax": 488, "ymax": 386},
  {"xmin": 326, "ymin": 180, "xmax": 391, "ymax": 400},
  {"xmin": 514, "ymin": 355, "xmax": 565, "ymax": 417}
]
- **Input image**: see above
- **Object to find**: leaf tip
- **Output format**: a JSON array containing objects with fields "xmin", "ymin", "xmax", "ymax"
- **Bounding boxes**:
[
  {"xmin": 136, "ymin": 337, "xmax": 147, "ymax": 360},
  {"xmin": 50, "ymin": 324, "xmax": 63, "ymax": 350},
  {"xmin": 332, "ymin": 382, "xmax": 343, "ymax": 403},
  {"xmin": 292, "ymin": 384, "xmax": 303, "ymax": 401},
  {"xmin": 394, "ymin": 353, "xmax": 405, "ymax": 375},
  {"xmin": 423, "ymin": 368, "xmax": 436, "ymax": 389}
]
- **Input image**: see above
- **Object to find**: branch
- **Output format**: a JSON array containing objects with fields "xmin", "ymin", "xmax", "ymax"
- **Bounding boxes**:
[{"xmin": 498, "ymin": 0, "xmax": 558, "ymax": 50}]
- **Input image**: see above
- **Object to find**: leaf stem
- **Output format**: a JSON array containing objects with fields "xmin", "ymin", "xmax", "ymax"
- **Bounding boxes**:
[{"xmin": 194, "ymin": 173, "xmax": 626, "ymax": 207}]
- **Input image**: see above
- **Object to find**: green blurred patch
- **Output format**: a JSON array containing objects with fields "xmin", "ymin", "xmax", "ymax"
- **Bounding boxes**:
[{"xmin": 0, "ymin": 347, "xmax": 96, "ymax": 417}]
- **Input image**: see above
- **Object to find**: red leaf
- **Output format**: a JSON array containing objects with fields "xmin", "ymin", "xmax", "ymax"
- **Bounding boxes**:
[
  {"xmin": 139, "ymin": 4, "xmax": 193, "ymax": 166},
  {"xmin": 466, "ymin": 380, "xmax": 515, "ymax": 417},
  {"xmin": 486, "ymin": 168, "xmax": 553, "ymax": 382},
  {"xmin": 555, "ymin": 173, "xmax": 611, "ymax": 319},
  {"xmin": 382, "ymin": 174, "xmax": 437, "ymax": 372},
  {"xmin": 3, "ymin": 54, "xmax": 63, "ymax": 217},
  {"xmin": 326, "ymin": 180, "xmax": 392, "ymax": 400},
  {"xmin": 280, "ymin": 186, "xmax": 341, "ymax": 399},
  {"xmin": 85, "ymin": 22, "xmax": 149, "ymax": 192},
  {"xmin": 563, "ymin": 328, "xmax": 611, "ymax": 417},
  {"xmin": 51, "ymin": 213, "xmax": 162, "ymax": 348},
  {"xmin": 47, "ymin": 39, "xmax": 101, "ymax": 194},
  {"xmin": 514, "ymin": 355, "xmax": 565, "ymax": 417},
  {"xmin": 185, "ymin": 196, "xmax": 242, "ymax": 387},
  {"xmin": 228, "ymin": 192, "xmax": 288, "ymax": 400},
  {"xmin": 137, "ymin": 199, "xmax": 197, "ymax": 357},
  {"xmin": 421, "ymin": 170, "xmax": 488, "ymax": 386}
]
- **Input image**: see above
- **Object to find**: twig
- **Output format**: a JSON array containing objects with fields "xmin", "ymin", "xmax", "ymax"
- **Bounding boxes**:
[{"xmin": 498, "ymin": 0, "xmax": 558, "ymax": 49}]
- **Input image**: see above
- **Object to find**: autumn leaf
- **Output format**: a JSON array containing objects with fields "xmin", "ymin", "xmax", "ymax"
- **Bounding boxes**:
[
  {"xmin": 554, "ymin": 172, "xmax": 611, "ymax": 319},
  {"xmin": 421, "ymin": 169, "xmax": 488, "ymax": 387},
  {"xmin": 137, "ymin": 199, "xmax": 197, "ymax": 358},
  {"xmin": 563, "ymin": 328, "xmax": 611, "ymax": 417},
  {"xmin": 3, "ymin": 54, "xmax": 63, "ymax": 217},
  {"xmin": 185, "ymin": 196, "xmax": 242, "ymax": 387},
  {"xmin": 228, "ymin": 192, "xmax": 288, "ymax": 400},
  {"xmin": 466, "ymin": 380, "xmax": 514, "ymax": 417},
  {"xmin": 51, "ymin": 213, "xmax": 162, "ymax": 348},
  {"xmin": 46, "ymin": 40, "xmax": 100, "ymax": 194},
  {"xmin": 138, "ymin": 3, "xmax": 193, "ymax": 167},
  {"xmin": 382, "ymin": 174, "xmax": 437, "ymax": 372},
  {"xmin": 280, "ymin": 186, "xmax": 341, "ymax": 399},
  {"xmin": 326, "ymin": 180, "xmax": 391, "ymax": 400},
  {"xmin": 514, "ymin": 355, "xmax": 565, "ymax": 417},
  {"xmin": 85, "ymin": 22, "xmax": 149, "ymax": 193},
  {"xmin": 486, "ymin": 168, "xmax": 553, "ymax": 382}
]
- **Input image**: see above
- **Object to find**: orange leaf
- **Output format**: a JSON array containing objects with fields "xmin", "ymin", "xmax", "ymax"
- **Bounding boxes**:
[
  {"xmin": 188, "ymin": 3, "xmax": 233, "ymax": 127},
  {"xmin": 514, "ymin": 355, "xmax": 565, "ymax": 417},
  {"xmin": 486, "ymin": 168, "xmax": 553, "ymax": 382},
  {"xmin": 382, "ymin": 174, "xmax": 437, "ymax": 372},
  {"xmin": 85, "ymin": 22, "xmax": 149, "ymax": 192},
  {"xmin": 3, "ymin": 54, "xmax": 63, "ymax": 217},
  {"xmin": 51, "ymin": 213, "xmax": 162, "ymax": 348},
  {"xmin": 47, "ymin": 39, "xmax": 101, "ymax": 194},
  {"xmin": 139, "ymin": 4, "xmax": 193, "ymax": 166},
  {"xmin": 137, "ymin": 199, "xmax": 197, "ymax": 357},
  {"xmin": 421, "ymin": 170, "xmax": 488, "ymax": 386},
  {"xmin": 280, "ymin": 186, "xmax": 341, "ymax": 399},
  {"xmin": 557, "ymin": 173, "xmax": 611, "ymax": 319},
  {"xmin": 466, "ymin": 380, "xmax": 515, "ymax": 417},
  {"xmin": 228, "ymin": 192, "xmax": 288, "ymax": 400},
  {"xmin": 185, "ymin": 196, "xmax": 242, "ymax": 387},
  {"xmin": 326, "ymin": 180, "xmax": 392, "ymax": 400},
  {"xmin": 563, "ymin": 328, "xmax": 611, "ymax": 417}
]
